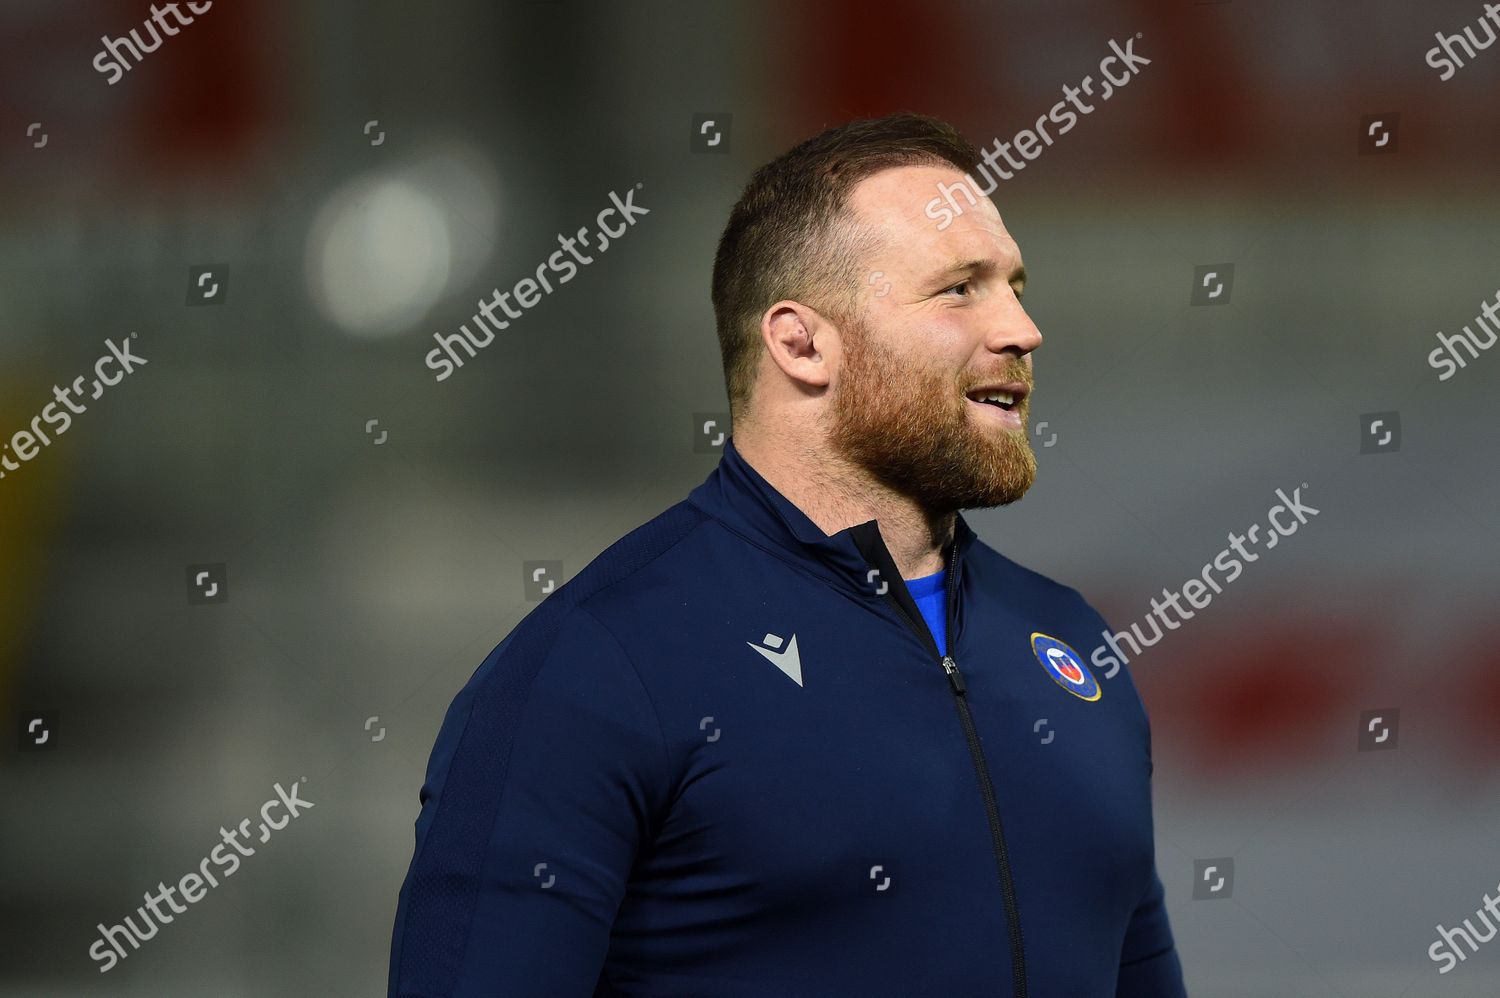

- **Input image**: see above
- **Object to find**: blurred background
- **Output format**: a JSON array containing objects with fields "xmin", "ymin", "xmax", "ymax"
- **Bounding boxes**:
[{"xmin": 2, "ymin": 0, "xmax": 1498, "ymax": 994}]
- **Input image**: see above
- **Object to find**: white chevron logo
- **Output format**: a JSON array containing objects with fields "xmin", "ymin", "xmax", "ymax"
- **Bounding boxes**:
[{"xmin": 748, "ymin": 632, "xmax": 802, "ymax": 687}]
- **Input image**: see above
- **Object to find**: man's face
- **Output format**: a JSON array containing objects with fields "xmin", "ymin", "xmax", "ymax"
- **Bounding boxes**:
[{"xmin": 825, "ymin": 164, "xmax": 1043, "ymax": 514}]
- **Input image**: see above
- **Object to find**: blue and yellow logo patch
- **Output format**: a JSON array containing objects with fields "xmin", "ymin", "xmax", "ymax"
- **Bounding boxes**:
[{"xmin": 1030, "ymin": 633, "xmax": 1101, "ymax": 701}]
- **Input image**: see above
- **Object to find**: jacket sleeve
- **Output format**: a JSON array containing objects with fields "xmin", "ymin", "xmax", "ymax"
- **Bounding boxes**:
[
  {"xmin": 388, "ymin": 605, "xmax": 672, "ymax": 998},
  {"xmin": 1115, "ymin": 654, "xmax": 1188, "ymax": 998},
  {"xmin": 1116, "ymin": 862, "xmax": 1188, "ymax": 997}
]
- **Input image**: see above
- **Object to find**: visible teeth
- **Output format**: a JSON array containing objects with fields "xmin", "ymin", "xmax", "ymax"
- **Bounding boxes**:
[{"xmin": 976, "ymin": 391, "xmax": 1015, "ymax": 405}]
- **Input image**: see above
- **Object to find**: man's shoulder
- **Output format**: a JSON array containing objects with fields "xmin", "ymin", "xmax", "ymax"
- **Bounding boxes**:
[
  {"xmin": 495, "ymin": 496, "xmax": 727, "ymax": 660},
  {"xmin": 963, "ymin": 532, "xmax": 1105, "ymax": 624},
  {"xmin": 560, "ymin": 498, "xmax": 711, "ymax": 601},
  {"xmin": 439, "ymin": 498, "xmax": 714, "ymax": 723}
]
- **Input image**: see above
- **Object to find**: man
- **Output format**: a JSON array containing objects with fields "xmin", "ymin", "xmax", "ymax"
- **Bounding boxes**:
[{"xmin": 389, "ymin": 112, "xmax": 1187, "ymax": 997}]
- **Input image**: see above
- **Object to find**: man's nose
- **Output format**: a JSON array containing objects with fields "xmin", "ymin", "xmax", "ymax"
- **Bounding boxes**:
[{"xmin": 986, "ymin": 297, "xmax": 1043, "ymax": 356}]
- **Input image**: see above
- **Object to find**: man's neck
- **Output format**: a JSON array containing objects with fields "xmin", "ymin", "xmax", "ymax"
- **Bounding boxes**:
[{"xmin": 733, "ymin": 429, "xmax": 955, "ymax": 580}]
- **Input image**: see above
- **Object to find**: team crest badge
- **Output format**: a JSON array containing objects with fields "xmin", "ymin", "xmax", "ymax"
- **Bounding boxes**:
[{"xmin": 1030, "ymin": 633, "xmax": 1101, "ymax": 701}]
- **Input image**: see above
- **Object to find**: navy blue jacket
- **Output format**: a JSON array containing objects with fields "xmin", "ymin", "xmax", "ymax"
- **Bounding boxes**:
[{"xmin": 389, "ymin": 436, "xmax": 1187, "ymax": 997}]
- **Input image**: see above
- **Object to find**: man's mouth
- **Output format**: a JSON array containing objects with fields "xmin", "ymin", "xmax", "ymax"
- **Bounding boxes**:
[
  {"xmin": 963, "ymin": 383, "xmax": 1029, "ymax": 429},
  {"xmin": 964, "ymin": 388, "xmax": 1021, "ymax": 411}
]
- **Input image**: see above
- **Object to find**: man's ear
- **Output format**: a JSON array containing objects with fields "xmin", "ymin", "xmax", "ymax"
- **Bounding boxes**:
[{"xmin": 760, "ymin": 301, "xmax": 833, "ymax": 390}]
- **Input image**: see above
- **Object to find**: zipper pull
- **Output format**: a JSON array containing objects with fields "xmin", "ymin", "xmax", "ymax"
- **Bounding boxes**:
[{"xmin": 942, "ymin": 656, "xmax": 966, "ymax": 695}]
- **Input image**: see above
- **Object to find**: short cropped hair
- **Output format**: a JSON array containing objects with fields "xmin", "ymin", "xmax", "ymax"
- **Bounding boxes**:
[{"xmin": 709, "ymin": 112, "xmax": 983, "ymax": 421}]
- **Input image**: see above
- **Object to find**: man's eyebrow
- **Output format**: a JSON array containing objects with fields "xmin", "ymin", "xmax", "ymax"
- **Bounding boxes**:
[{"xmin": 926, "ymin": 258, "xmax": 1027, "ymax": 287}]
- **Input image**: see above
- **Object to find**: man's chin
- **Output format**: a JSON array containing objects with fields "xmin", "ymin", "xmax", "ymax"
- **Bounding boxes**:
[
  {"xmin": 829, "ymin": 395, "xmax": 1037, "ymax": 511},
  {"xmin": 966, "ymin": 469, "xmax": 1036, "ymax": 509},
  {"xmin": 965, "ymin": 433, "xmax": 1037, "ymax": 508}
]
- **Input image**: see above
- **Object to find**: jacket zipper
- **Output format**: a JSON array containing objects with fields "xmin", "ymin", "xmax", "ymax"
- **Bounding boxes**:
[{"xmin": 883, "ymin": 547, "xmax": 1029, "ymax": 998}]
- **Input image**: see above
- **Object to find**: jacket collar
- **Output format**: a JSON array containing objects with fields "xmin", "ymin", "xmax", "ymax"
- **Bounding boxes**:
[{"xmin": 686, "ymin": 435, "xmax": 979, "ymax": 600}]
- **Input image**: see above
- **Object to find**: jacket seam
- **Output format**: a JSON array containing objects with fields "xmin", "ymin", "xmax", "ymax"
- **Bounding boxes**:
[
  {"xmin": 396, "ymin": 512, "xmax": 704, "ymax": 994},
  {"xmin": 396, "ymin": 626, "xmax": 552, "ymax": 991},
  {"xmin": 581, "ymin": 504, "xmax": 714, "ymax": 604},
  {"xmin": 684, "ymin": 499, "xmax": 882, "ymax": 601},
  {"xmin": 573, "ymin": 603, "xmax": 676, "ymax": 811},
  {"xmin": 569, "ymin": 604, "xmax": 671, "ymax": 998},
  {"xmin": 1120, "ymin": 939, "xmax": 1178, "ymax": 968}
]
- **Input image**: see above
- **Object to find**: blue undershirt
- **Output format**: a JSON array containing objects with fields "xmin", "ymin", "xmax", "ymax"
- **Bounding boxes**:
[{"xmin": 903, "ymin": 568, "xmax": 948, "ymax": 657}]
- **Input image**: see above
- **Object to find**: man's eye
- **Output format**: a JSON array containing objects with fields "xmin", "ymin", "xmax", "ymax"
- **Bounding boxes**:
[{"xmin": 944, "ymin": 281, "xmax": 971, "ymax": 297}]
